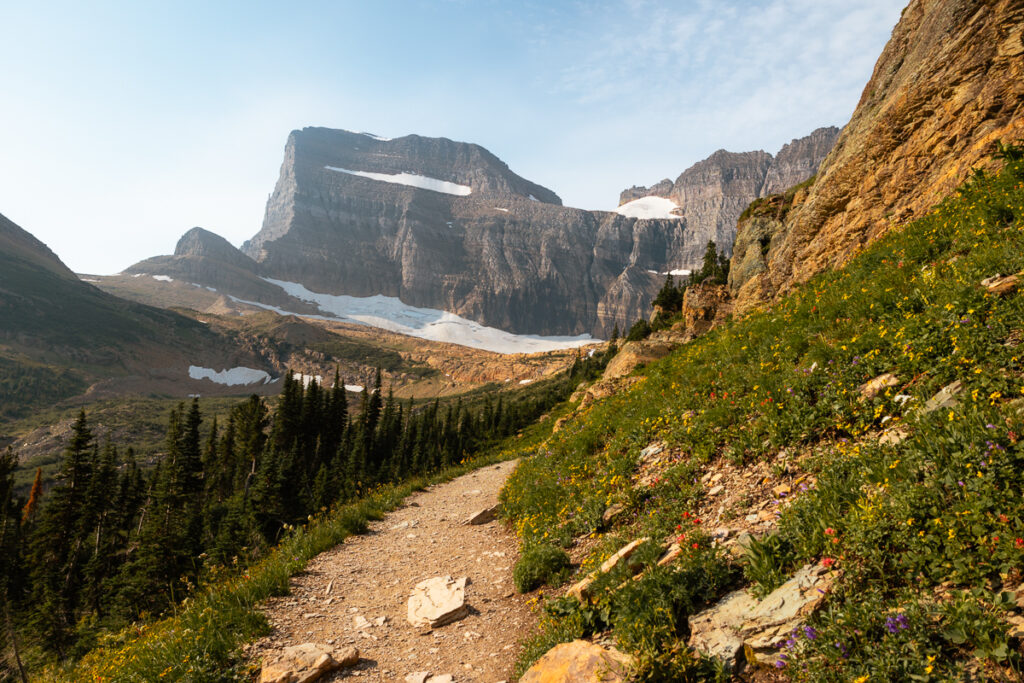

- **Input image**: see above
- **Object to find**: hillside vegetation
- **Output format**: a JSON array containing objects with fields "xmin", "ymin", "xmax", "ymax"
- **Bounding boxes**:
[{"xmin": 502, "ymin": 147, "xmax": 1024, "ymax": 680}]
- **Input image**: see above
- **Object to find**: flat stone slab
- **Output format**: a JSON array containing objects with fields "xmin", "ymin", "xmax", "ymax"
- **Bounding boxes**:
[
  {"xmin": 407, "ymin": 575, "xmax": 469, "ymax": 628},
  {"xmin": 520, "ymin": 640, "xmax": 632, "ymax": 682},
  {"xmin": 260, "ymin": 643, "xmax": 359, "ymax": 683},
  {"xmin": 687, "ymin": 561, "xmax": 838, "ymax": 667}
]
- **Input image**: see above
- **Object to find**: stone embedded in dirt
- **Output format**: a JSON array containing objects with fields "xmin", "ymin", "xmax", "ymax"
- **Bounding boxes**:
[
  {"xmin": 407, "ymin": 674, "xmax": 452, "ymax": 683},
  {"xmin": 407, "ymin": 576, "xmax": 469, "ymax": 628},
  {"xmin": 519, "ymin": 639, "xmax": 632, "ymax": 682},
  {"xmin": 708, "ymin": 484, "xmax": 724, "ymax": 496},
  {"xmin": 858, "ymin": 373, "xmax": 899, "ymax": 400},
  {"xmin": 879, "ymin": 425, "xmax": 911, "ymax": 446},
  {"xmin": 567, "ymin": 538, "xmax": 650, "ymax": 602},
  {"xmin": 921, "ymin": 380, "xmax": 963, "ymax": 414},
  {"xmin": 688, "ymin": 589, "xmax": 760, "ymax": 665},
  {"xmin": 688, "ymin": 562, "xmax": 838, "ymax": 668},
  {"xmin": 465, "ymin": 504, "xmax": 500, "ymax": 525},
  {"xmin": 259, "ymin": 643, "xmax": 359, "ymax": 683},
  {"xmin": 981, "ymin": 273, "xmax": 1020, "ymax": 296},
  {"xmin": 353, "ymin": 615, "xmax": 371, "ymax": 630},
  {"xmin": 639, "ymin": 442, "xmax": 664, "ymax": 460},
  {"xmin": 602, "ymin": 502, "xmax": 626, "ymax": 524}
]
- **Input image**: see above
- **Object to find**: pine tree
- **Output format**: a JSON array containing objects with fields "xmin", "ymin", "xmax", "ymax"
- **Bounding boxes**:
[{"xmin": 28, "ymin": 410, "xmax": 94, "ymax": 655}]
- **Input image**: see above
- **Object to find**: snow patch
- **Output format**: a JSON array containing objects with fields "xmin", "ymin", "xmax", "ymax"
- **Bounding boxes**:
[
  {"xmin": 189, "ymin": 365, "xmax": 273, "ymax": 386},
  {"xmin": 494, "ymin": 207, "xmax": 509, "ymax": 213},
  {"xmin": 259, "ymin": 278, "xmax": 598, "ymax": 355},
  {"xmin": 649, "ymin": 268, "xmax": 692, "ymax": 277},
  {"xmin": 152, "ymin": 275, "xmax": 173, "ymax": 282},
  {"xmin": 324, "ymin": 166, "xmax": 472, "ymax": 196},
  {"xmin": 615, "ymin": 196, "xmax": 682, "ymax": 220},
  {"xmin": 293, "ymin": 373, "xmax": 323, "ymax": 388},
  {"xmin": 79, "ymin": 277, "xmax": 99, "ymax": 283},
  {"xmin": 519, "ymin": 379, "xmax": 534, "ymax": 385},
  {"xmin": 345, "ymin": 384, "xmax": 365, "ymax": 393},
  {"xmin": 528, "ymin": 194, "xmax": 538, "ymax": 202},
  {"xmin": 359, "ymin": 131, "xmax": 392, "ymax": 141}
]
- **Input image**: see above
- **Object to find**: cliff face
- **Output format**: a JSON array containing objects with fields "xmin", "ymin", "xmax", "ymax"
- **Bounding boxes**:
[
  {"xmin": 237, "ymin": 127, "xmax": 834, "ymax": 338},
  {"xmin": 619, "ymin": 127, "xmax": 839, "ymax": 265},
  {"xmin": 731, "ymin": 0, "xmax": 1024, "ymax": 311},
  {"xmin": 241, "ymin": 128, "xmax": 711, "ymax": 337}
]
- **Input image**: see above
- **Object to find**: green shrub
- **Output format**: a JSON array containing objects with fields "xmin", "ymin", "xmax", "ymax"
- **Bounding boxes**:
[
  {"xmin": 743, "ymin": 533, "xmax": 796, "ymax": 598},
  {"xmin": 513, "ymin": 544, "xmax": 572, "ymax": 593}
]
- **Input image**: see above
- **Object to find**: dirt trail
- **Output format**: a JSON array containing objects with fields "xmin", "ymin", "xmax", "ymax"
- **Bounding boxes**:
[{"xmin": 250, "ymin": 459, "xmax": 534, "ymax": 682}]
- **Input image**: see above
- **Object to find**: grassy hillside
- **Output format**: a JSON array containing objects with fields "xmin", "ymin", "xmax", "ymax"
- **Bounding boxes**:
[{"xmin": 502, "ymin": 148, "xmax": 1024, "ymax": 680}]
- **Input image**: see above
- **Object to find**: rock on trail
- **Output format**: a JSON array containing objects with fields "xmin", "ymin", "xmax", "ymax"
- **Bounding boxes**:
[{"xmin": 251, "ymin": 459, "xmax": 531, "ymax": 682}]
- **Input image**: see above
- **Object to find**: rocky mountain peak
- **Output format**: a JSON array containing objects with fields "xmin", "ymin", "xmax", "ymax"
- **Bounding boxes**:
[{"xmin": 174, "ymin": 227, "xmax": 255, "ymax": 268}]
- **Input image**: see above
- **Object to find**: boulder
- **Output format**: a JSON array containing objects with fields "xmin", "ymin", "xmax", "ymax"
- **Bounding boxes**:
[
  {"xmin": 407, "ymin": 576, "xmax": 469, "ymax": 628},
  {"xmin": 601, "ymin": 503, "xmax": 626, "ymax": 525},
  {"xmin": 519, "ymin": 640, "xmax": 633, "ymax": 682},
  {"xmin": 406, "ymin": 674, "xmax": 454, "ymax": 683},
  {"xmin": 260, "ymin": 643, "xmax": 359, "ymax": 683},
  {"xmin": 465, "ymin": 504, "xmax": 499, "ymax": 525}
]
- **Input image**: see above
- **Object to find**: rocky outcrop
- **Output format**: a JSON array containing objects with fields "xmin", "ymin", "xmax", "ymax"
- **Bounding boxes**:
[
  {"xmin": 731, "ymin": 0, "xmax": 1024, "ymax": 310},
  {"xmin": 520, "ymin": 640, "xmax": 633, "ymax": 682}
]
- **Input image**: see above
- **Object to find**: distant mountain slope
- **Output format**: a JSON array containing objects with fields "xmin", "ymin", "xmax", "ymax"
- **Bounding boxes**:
[
  {"xmin": 730, "ymin": 0, "xmax": 1024, "ymax": 310},
  {"xmin": 0, "ymin": 213, "xmax": 274, "ymax": 419}
]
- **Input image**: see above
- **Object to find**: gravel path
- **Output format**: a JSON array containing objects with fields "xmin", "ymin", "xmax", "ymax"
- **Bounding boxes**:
[{"xmin": 251, "ymin": 459, "xmax": 533, "ymax": 682}]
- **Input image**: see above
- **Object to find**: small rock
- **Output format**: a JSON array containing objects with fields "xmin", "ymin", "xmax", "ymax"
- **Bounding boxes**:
[
  {"xmin": 353, "ymin": 615, "xmax": 371, "ymax": 630},
  {"xmin": 260, "ymin": 643, "xmax": 359, "ymax": 683},
  {"xmin": 981, "ymin": 273, "xmax": 1020, "ymax": 296},
  {"xmin": 601, "ymin": 503, "xmax": 625, "ymax": 524},
  {"xmin": 708, "ymin": 485, "xmax": 724, "ymax": 496},
  {"xmin": 858, "ymin": 373, "xmax": 899, "ymax": 400},
  {"xmin": 921, "ymin": 380, "xmax": 963, "ymax": 414},
  {"xmin": 407, "ymin": 576, "xmax": 469, "ymax": 628},
  {"xmin": 465, "ymin": 505, "xmax": 499, "ymax": 525},
  {"xmin": 639, "ymin": 442, "xmax": 664, "ymax": 459}
]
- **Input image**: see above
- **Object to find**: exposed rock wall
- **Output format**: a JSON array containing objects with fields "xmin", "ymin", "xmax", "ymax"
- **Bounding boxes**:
[
  {"xmin": 619, "ymin": 128, "xmax": 839, "ymax": 266},
  {"xmin": 731, "ymin": 0, "xmax": 1024, "ymax": 311},
  {"xmin": 241, "ymin": 127, "xmax": 834, "ymax": 338}
]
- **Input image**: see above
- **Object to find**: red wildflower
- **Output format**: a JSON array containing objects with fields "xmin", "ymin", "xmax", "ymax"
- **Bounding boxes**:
[{"xmin": 822, "ymin": 557, "xmax": 835, "ymax": 568}]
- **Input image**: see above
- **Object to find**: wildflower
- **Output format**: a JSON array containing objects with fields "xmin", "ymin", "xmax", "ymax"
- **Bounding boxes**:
[
  {"xmin": 824, "ymin": 527, "xmax": 835, "ymax": 536},
  {"xmin": 803, "ymin": 625, "xmax": 818, "ymax": 640},
  {"xmin": 1016, "ymin": 538, "xmax": 1023, "ymax": 548},
  {"xmin": 822, "ymin": 557, "xmax": 835, "ymax": 568}
]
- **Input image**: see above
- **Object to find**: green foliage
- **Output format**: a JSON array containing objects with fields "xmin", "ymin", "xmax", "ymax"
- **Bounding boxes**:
[
  {"xmin": 0, "ymin": 357, "xmax": 86, "ymax": 420},
  {"xmin": 504, "ymin": 149, "xmax": 1024, "ymax": 677},
  {"xmin": 742, "ymin": 533, "xmax": 795, "ymax": 598},
  {"xmin": 512, "ymin": 544, "xmax": 571, "ymax": 593},
  {"xmin": 625, "ymin": 318, "xmax": 652, "ymax": 342}
]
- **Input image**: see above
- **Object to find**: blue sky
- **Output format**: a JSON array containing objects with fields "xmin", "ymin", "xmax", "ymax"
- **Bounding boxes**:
[{"xmin": 0, "ymin": 0, "xmax": 904, "ymax": 274}]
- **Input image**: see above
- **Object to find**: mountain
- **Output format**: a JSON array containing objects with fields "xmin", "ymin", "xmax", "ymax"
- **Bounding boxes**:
[
  {"xmin": 618, "ymin": 127, "xmax": 840, "ymax": 266},
  {"xmin": 132, "ymin": 127, "xmax": 832, "ymax": 339},
  {"xmin": 0, "ymin": 213, "xmax": 276, "ymax": 419},
  {"xmin": 730, "ymin": 0, "xmax": 1024, "ymax": 311}
]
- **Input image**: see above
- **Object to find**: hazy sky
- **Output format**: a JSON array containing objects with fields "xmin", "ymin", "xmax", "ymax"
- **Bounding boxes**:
[{"xmin": 0, "ymin": 0, "xmax": 903, "ymax": 274}]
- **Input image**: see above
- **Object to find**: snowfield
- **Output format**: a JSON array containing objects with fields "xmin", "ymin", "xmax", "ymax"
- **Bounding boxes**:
[
  {"xmin": 189, "ymin": 366, "xmax": 275, "ymax": 386},
  {"xmin": 615, "ymin": 196, "xmax": 682, "ymax": 220},
  {"xmin": 324, "ymin": 166, "xmax": 472, "ymax": 196},
  {"xmin": 259, "ymin": 278, "xmax": 598, "ymax": 355},
  {"xmin": 152, "ymin": 275, "xmax": 173, "ymax": 282}
]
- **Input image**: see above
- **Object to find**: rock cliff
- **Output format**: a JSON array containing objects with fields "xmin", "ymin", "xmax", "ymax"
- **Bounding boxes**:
[
  {"xmin": 233, "ymin": 127, "xmax": 833, "ymax": 337},
  {"xmin": 618, "ymin": 127, "xmax": 840, "ymax": 266},
  {"xmin": 730, "ymin": 0, "xmax": 1024, "ymax": 311}
]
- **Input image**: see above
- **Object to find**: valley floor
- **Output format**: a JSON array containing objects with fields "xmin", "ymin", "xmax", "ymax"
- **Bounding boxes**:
[{"xmin": 248, "ymin": 459, "xmax": 533, "ymax": 682}]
